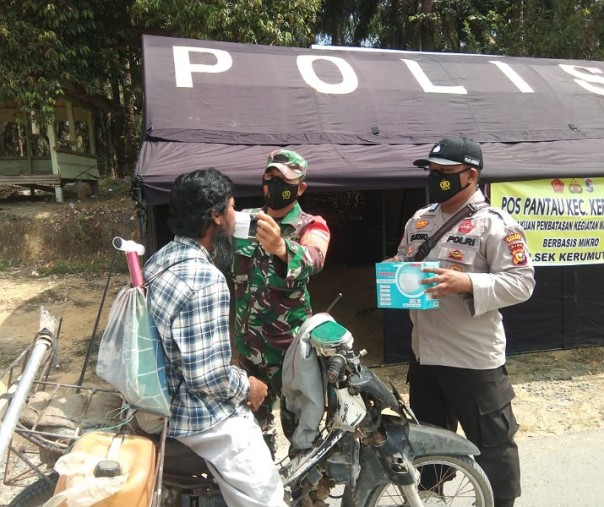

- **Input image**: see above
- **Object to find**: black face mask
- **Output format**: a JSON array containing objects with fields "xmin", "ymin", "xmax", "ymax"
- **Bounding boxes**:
[
  {"xmin": 263, "ymin": 178, "xmax": 299, "ymax": 210},
  {"xmin": 428, "ymin": 168, "xmax": 471, "ymax": 203}
]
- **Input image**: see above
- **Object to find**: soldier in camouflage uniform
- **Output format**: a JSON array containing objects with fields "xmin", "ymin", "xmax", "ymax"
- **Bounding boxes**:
[{"xmin": 233, "ymin": 149, "xmax": 330, "ymax": 456}]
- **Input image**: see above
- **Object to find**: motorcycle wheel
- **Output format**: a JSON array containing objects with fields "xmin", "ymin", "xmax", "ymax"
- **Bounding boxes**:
[
  {"xmin": 7, "ymin": 472, "xmax": 59, "ymax": 507},
  {"xmin": 363, "ymin": 455, "xmax": 494, "ymax": 507}
]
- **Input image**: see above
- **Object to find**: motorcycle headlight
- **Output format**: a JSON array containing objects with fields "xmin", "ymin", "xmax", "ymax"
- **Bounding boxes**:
[{"xmin": 310, "ymin": 320, "xmax": 354, "ymax": 356}]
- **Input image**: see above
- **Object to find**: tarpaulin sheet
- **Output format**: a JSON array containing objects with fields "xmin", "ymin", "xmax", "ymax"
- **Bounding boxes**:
[{"xmin": 136, "ymin": 35, "xmax": 604, "ymax": 204}]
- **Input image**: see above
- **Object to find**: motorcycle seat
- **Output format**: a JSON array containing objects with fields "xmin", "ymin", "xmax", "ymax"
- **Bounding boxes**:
[{"xmin": 163, "ymin": 437, "xmax": 212, "ymax": 478}]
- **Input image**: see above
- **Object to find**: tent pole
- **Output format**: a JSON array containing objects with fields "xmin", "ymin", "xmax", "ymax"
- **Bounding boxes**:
[{"xmin": 381, "ymin": 190, "xmax": 387, "ymax": 259}]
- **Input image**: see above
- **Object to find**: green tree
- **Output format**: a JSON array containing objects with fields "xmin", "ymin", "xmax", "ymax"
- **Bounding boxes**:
[
  {"xmin": 0, "ymin": 0, "xmax": 321, "ymax": 178},
  {"xmin": 0, "ymin": 1, "xmax": 140, "ymax": 176},
  {"xmin": 317, "ymin": 0, "xmax": 602, "ymax": 58},
  {"xmin": 2, "ymin": 0, "xmax": 600, "ymax": 181},
  {"xmin": 373, "ymin": 0, "xmax": 496, "ymax": 52},
  {"xmin": 131, "ymin": 0, "xmax": 320, "ymax": 46},
  {"xmin": 316, "ymin": 0, "xmax": 381, "ymax": 46},
  {"xmin": 492, "ymin": 0, "xmax": 604, "ymax": 59}
]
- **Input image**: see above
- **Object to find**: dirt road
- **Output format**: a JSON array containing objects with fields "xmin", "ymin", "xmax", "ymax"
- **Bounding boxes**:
[
  {"xmin": 1, "ymin": 269, "xmax": 603, "ymax": 435},
  {"xmin": 1, "ymin": 271, "xmax": 603, "ymax": 505}
]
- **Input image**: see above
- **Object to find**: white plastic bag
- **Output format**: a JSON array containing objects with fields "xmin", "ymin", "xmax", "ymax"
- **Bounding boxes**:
[
  {"xmin": 43, "ymin": 452, "xmax": 128, "ymax": 507},
  {"xmin": 96, "ymin": 286, "xmax": 171, "ymax": 417}
]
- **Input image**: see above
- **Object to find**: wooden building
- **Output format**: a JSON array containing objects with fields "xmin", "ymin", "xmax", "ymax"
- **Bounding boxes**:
[{"xmin": 0, "ymin": 98, "xmax": 100, "ymax": 202}]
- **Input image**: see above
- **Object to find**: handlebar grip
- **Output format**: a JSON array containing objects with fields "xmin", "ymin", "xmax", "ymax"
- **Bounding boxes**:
[
  {"xmin": 326, "ymin": 355, "xmax": 346, "ymax": 383},
  {"xmin": 112, "ymin": 236, "xmax": 145, "ymax": 256}
]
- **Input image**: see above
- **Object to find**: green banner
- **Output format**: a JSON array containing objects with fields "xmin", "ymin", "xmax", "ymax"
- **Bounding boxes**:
[{"xmin": 490, "ymin": 178, "xmax": 604, "ymax": 266}]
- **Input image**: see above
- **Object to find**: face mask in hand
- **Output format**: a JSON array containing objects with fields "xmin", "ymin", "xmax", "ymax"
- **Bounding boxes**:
[
  {"xmin": 263, "ymin": 178, "xmax": 299, "ymax": 210},
  {"xmin": 428, "ymin": 168, "xmax": 471, "ymax": 203}
]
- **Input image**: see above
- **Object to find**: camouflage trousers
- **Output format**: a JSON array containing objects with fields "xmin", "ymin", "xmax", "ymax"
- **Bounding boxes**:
[{"xmin": 237, "ymin": 354, "xmax": 297, "ymax": 459}]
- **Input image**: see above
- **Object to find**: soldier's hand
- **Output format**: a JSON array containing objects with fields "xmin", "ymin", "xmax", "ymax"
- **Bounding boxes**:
[
  {"xmin": 255, "ymin": 211, "xmax": 287, "ymax": 261},
  {"xmin": 247, "ymin": 376, "xmax": 268, "ymax": 412},
  {"xmin": 422, "ymin": 266, "xmax": 473, "ymax": 298}
]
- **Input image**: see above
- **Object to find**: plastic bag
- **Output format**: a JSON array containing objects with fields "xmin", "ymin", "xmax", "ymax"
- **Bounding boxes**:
[
  {"xmin": 96, "ymin": 286, "xmax": 171, "ymax": 417},
  {"xmin": 43, "ymin": 452, "xmax": 128, "ymax": 507}
]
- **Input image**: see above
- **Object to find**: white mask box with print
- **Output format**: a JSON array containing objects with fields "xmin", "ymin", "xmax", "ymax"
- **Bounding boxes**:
[{"xmin": 375, "ymin": 261, "xmax": 440, "ymax": 310}]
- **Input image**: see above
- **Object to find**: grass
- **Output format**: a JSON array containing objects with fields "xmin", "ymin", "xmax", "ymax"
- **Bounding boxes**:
[
  {"xmin": 35, "ymin": 255, "xmax": 129, "ymax": 276},
  {"xmin": 0, "ymin": 253, "xmax": 129, "ymax": 276},
  {"xmin": 506, "ymin": 345, "xmax": 604, "ymax": 383},
  {"xmin": 0, "ymin": 258, "xmax": 23, "ymax": 269},
  {"xmin": 0, "ymin": 182, "xmax": 139, "ymax": 273}
]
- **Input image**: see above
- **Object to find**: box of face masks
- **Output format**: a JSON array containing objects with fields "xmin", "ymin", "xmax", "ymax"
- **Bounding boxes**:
[{"xmin": 375, "ymin": 261, "xmax": 440, "ymax": 310}]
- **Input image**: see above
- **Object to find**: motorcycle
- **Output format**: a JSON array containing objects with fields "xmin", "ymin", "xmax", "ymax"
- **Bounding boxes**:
[{"xmin": 13, "ymin": 310, "xmax": 493, "ymax": 507}]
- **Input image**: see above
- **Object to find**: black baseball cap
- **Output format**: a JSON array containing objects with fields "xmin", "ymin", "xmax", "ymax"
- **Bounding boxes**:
[{"xmin": 413, "ymin": 137, "xmax": 483, "ymax": 170}]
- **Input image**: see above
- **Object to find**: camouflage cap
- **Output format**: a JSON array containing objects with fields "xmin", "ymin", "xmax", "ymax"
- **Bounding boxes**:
[{"xmin": 266, "ymin": 149, "xmax": 308, "ymax": 180}]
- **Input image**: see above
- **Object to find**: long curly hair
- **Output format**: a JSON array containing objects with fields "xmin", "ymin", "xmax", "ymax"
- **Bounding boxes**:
[{"xmin": 168, "ymin": 167, "xmax": 233, "ymax": 238}]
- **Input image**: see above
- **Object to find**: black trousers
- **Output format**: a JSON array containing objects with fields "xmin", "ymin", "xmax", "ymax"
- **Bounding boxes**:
[{"xmin": 408, "ymin": 354, "xmax": 521, "ymax": 504}]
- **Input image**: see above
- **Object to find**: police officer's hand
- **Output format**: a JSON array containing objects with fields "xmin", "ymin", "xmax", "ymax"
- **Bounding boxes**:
[
  {"xmin": 247, "ymin": 376, "xmax": 268, "ymax": 412},
  {"xmin": 421, "ymin": 266, "xmax": 473, "ymax": 299},
  {"xmin": 383, "ymin": 255, "xmax": 403, "ymax": 262},
  {"xmin": 255, "ymin": 211, "xmax": 287, "ymax": 261}
]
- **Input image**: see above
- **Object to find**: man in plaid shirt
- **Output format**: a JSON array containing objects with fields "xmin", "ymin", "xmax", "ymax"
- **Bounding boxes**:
[{"xmin": 144, "ymin": 168, "xmax": 285, "ymax": 507}]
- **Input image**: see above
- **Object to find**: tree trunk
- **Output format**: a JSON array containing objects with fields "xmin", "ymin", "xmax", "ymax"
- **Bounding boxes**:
[
  {"xmin": 123, "ymin": 50, "xmax": 140, "ymax": 176},
  {"xmin": 420, "ymin": 0, "xmax": 435, "ymax": 51},
  {"xmin": 111, "ymin": 80, "xmax": 127, "ymax": 178}
]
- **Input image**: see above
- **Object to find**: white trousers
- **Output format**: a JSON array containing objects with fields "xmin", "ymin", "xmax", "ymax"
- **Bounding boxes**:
[{"xmin": 177, "ymin": 411, "xmax": 286, "ymax": 507}]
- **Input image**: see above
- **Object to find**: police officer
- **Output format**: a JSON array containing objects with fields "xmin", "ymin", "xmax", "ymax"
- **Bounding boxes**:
[
  {"xmin": 393, "ymin": 137, "xmax": 535, "ymax": 507},
  {"xmin": 233, "ymin": 149, "xmax": 330, "ymax": 456}
]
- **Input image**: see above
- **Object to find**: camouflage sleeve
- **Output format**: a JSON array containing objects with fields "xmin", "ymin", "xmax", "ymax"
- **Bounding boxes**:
[{"xmin": 272, "ymin": 216, "xmax": 330, "ymax": 282}]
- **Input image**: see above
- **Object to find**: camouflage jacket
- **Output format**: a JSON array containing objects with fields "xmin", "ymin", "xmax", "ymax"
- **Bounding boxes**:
[{"xmin": 233, "ymin": 202, "xmax": 330, "ymax": 363}]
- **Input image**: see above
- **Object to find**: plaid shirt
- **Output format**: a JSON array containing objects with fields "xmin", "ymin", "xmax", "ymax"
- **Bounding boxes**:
[{"xmin": 143, "ymin": 236, "xmax": 249, "ymax": 437}]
